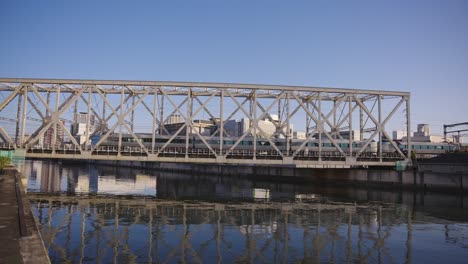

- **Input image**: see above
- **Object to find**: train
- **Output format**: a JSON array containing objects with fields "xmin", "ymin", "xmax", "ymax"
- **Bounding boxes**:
[
  {"xmin": 94, "ymin": 133, "xmax": 459, "ymax": 157},
  {"xmin": 96, "ymin": 133, "xmax": 377, "ymax": 152}
]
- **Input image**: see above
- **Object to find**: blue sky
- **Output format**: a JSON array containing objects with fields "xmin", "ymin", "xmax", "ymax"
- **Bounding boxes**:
[{"xmin": 1, "ymin": 0, "xmax": 467, "ymax": 136}]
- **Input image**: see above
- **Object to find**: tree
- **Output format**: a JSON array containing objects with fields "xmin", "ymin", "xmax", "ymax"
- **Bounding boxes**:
[{"xmin": 0, "ymin": 156, "xmax": 11, "ymax": 171}]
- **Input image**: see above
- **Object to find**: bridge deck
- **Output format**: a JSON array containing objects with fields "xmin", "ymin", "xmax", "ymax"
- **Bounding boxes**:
[{"xmin": 2, "ymin": 146, "xmax": 404, "ymax": 167}]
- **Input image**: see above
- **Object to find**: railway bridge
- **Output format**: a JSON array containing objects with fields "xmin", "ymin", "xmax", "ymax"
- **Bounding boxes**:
[{"xmin": 0, "ymin": 78, "xmax": 411, "ymax": 168}]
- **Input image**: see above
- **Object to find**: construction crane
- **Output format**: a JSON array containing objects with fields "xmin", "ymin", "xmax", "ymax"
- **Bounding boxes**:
[{"xmin": 443, "ymin": 122, "xmax": 468, "ymax": 143}]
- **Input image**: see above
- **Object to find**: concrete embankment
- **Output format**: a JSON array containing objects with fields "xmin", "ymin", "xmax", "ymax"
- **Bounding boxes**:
[
  {"xmin": 0, "ymin": 165, "xmax": 50, "ymax": 264},
  {"xmin": 85, "ymin": 159, "xmax": 468, "ymax": 192},
  {"xmin": 418, "ymin": 153, "xmax": 468, "ymax": 174}
]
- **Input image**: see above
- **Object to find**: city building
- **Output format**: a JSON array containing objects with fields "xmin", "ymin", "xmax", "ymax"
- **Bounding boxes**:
[
  {"xmin": 162, "ymin": 115, "xmax": 216, "ymax": 136},
  {"xmin": 71, "ymin": 112, "xmax": 95, "ymax": 145},
  {"xmin": 401, "ymin": 123, "xmax": 453, "ymax": 143},
  {"xmin": 339, "ymin": 130, "xmax": 361, "ymax": 141},
  {"xmin": 232, "ymin": 117, "xmax": 292, "ymax": 138},
  {"xmin": 44, "ymin": 121, "xmax": 65, "ymax": 145},
  {"xmin": 392, "ymin": 130, "xmax": 408, "ymax": 141},
  {"xmin": 293, "ymin": 131, "xmax": 306, "ymax": 139},
  {"xmin": 162, "ymin": 113, "xmax": 292, "ymax": 139}
]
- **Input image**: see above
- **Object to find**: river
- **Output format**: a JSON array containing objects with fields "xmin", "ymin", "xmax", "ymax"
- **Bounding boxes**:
[{"xmin": 19, "ymin": 160, "xmax": 468, "ymax": 263}]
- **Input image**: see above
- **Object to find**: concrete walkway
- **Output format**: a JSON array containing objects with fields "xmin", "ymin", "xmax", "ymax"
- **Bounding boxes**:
[{"xmin": 0, "ymin": 166, "xmax": 49, "ymax": 264}]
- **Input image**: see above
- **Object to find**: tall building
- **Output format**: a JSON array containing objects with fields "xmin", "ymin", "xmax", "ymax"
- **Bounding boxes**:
[
  {"xmin": 414, "ymin": 124, "xmax": 430, "ymax": 137},
  {"xmin": 392, "ymin": 130, "xmax": 408, "ymax": 141},
  {"xmin": 401, "ymin": 123, "xmax": 452, "ymax": 143},
  {"xmin": 339, "ymin": 130, "xmax": 361, "ymax": 141},
  {"xmin": 160, "ymin": 114, "xmax": 292, "ymax": 139},
  {"xmin": 235, "ymin": 118, "xmax": 292, "ymax": 138},
  {"xmin": 293, "ymin": 131, "xmax": 306, "ymax": 139},
  {"xmin": 71, "ymin": 112, "xmax": 95, "ymax": 145},
  {"xmin": 44, "ymin": 121, "xmax": 64, "ymax": 145}
]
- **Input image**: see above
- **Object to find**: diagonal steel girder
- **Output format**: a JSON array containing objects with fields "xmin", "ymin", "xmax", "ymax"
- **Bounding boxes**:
[
  {"xmin": 26, "ymin": 84, "xmax": 82, "ymax": 149},
  {"xmin": 25, "ymin": 85, "xmax": 88, "ymax": 147},
  {"xmin": 119, "ymin": 91, "xmax": 151, "ymax": 155},
  {"xmin": 0, "ymin": 84, "xmax": 22, "ymax": 112},
  {"xmin": 161, "ymin": 97, "xmax": 188, "ymax": 132},
  {"xmin": 208, "ymin": 96, "xmax": 249, "ymax": 139},
  {"xmin": 335, "ymin": 103, "xmax": 360, "ymax": 132},
  {"xmin": 194, "ymin": 95, "xmax": 218, "ymax": 122},
  {"xmin": 223, "ymin": 92, "xmax": 255, "ymax": 156},
  {"xmin": 79, "ymin": 94, "xmax": 104, "ymax": 125},
  {"xmin": 92, "ymin": 88, "xmax": 150, "ymax": 154},
  {"xmin": 308, "ymin": 94, "xmax": 347, "ymax": 140},
  {"xmin": 133, "ymin": 90, "xmax": 171, "ymax": 136},
  {"xmin": 188, "ymin": 93, "xmax": 218, "ymax": 156},
  {"xmin": 256, "ymin": 97, "xmax": 297, "ymax": 139},
  {"xmin": 292, "ymin": 92, "xmax": 346, "ymax": 155},
  {"xmin": 94, "ymin": 87, "xmax": 134, "ymax": 124},
  {"xmin": 26, "ymin": 95, "xmax": 46, "ymax": 121},
  {"xmin": 0, "ymin": 127, "xmax": 14, "ymax": 145},
  {"xmin": 354, "ymin": 95, "xmax": 406, "ymax": 158},
  {"xmin": 292, "ymin": 127, "xmax": 319, "ymax": 158},
  {"xmin": 224, "ymin": 90, "xmax": 285, "ymax": 157},
  {"xmin": 291, "ymin": 94, "xmax": 346, "ymax": 156},
  {"xmin": 253, "ymin": 95, "xmax": 288, "ymax": 157},
  {"xmin": 154, "ymin": 90, "xmax": 191, "ymax": 156},
  {"xmin": 160, "ymin": 88, "xmax": 218, "ymax": 156},
  {"xmin": 132, "ymin": 91, "xmax": 167, "ymax": 152}
]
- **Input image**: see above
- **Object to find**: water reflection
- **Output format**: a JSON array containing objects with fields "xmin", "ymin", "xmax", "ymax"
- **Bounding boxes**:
[
  {"xmin": 24, "ymin": 160, "xmax": 157, "ymax": 196},
  {"xmin": 22, "ymin": 160, "xmax": 468, "ymax": 264},
  {"xmin": 29, "ymin": 195, "xmax": 404, "ymax": 263}
]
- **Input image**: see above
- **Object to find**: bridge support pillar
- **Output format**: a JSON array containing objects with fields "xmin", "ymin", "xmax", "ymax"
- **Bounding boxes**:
[
  {"xmin": 282, "ymin": 157, "xmax": 294, "ymax": 165},
  {"xmin": 346, "ymin": 157, "xmax": 357, "ymax": 166},
  {"xmin": 216, "ymin": 156, "xmax": 226, "ymax": 163}
]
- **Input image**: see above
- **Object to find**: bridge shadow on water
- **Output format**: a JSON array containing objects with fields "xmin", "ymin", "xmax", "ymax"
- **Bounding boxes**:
[{"xmin": 19, "ymin": 160, "xmax": 468, "ymax": 264}]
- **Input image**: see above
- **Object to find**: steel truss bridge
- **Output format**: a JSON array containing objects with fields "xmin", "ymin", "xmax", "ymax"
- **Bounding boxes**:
[{"xmin": 0, "ymin": 78, "xmax": 411, "ymax": 167}]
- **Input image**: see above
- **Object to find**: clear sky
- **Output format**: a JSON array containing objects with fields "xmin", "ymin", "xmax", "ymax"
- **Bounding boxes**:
[{"xmin": 1, "ymin": 0, "xmax": 467, "ymax": 136}]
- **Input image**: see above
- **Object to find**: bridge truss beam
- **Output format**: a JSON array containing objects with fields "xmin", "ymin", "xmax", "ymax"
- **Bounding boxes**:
[{"xmin": 0, "ymin": 78, "xmax": 411, "ymax": 167}]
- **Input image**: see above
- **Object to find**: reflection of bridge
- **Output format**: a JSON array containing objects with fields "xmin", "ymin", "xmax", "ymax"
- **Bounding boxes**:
[
  {"xmin": 0, "ymin": 78, "xmax": 411, "ymax": 167},
  {"xmin": 29, "ymin": 194, "xmax": 413, "ymax": 263}
]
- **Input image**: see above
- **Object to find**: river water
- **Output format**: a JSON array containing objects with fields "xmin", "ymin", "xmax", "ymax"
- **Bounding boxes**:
[{"xmin": 20, "ymin": 160, "xmax": 468, "ymax": 263}]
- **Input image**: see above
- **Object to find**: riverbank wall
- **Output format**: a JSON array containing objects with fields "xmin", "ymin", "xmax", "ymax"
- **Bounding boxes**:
[
  {"xmin": 0, "ymin": 165, "xmax": 50, "ymax": 263},
  {"xmin": 81, "ymin": 159, "xmax": 468, "ymax": 193}
]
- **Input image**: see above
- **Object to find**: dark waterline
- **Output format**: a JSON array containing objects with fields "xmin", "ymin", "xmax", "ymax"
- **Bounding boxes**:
[{"xmin": 20, "ymin": 160, "xmax": 468, "ymax": 263}]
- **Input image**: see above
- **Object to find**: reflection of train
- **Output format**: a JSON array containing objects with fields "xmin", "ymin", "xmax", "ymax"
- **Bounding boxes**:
[{"xmin": 96, "ymin": 133, "xmax": 458, "ymax": 157}]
